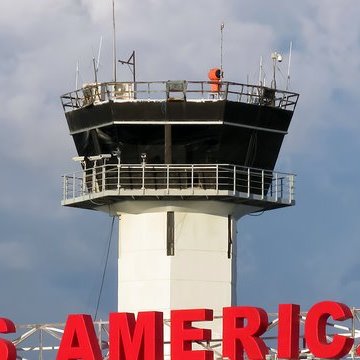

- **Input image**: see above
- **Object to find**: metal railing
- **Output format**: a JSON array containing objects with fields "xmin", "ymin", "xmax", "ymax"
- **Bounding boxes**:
[
  {"xmin": 60, "ymin": 81, "xmax": 299, "ymax": 112},
  {"xmin": 10, "ymin": 309, "xmax": 360, "ymax": 359},
  {"xmin": 62, "ymin": 163, "xmax": 295, "ymax": 205}
]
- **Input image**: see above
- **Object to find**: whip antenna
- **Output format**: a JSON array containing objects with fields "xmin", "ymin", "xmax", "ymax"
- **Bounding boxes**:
[
  {"xmin": 220, "ymin": 22, "xmax": 224, "ymax": 78},
  {"xmin": 112, "ymin": 0, "xmax": 117, "ymax": 82},
  {"xmin": 258, "ymin": 56, "xmax": 263, "ymax": 86},
  {"xmin": 286, "ymin": 41, "xmax": 292, "ymax": 90},
  {"xmin": 75, "ymin": 60, "xmax": 79, "ymax": 89},
  {"xmin": 97, "ymin": 36, "xmax": 103, "ymax": 73}
]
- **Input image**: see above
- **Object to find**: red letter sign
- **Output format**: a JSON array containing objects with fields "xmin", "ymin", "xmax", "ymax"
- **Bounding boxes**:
[
  {"xmin": 0, "ymin": 318, "xmax": 16, "ymax": 360},
  {"xmin": 305, "ymin": 301, "xmax": 353, "ymax": 358},
  {"xmin": 222, "ymin": 306, "xmax": 268, "ymax": 360},
  {"xmin": 109, "ymin": 311, "xmax": 163, "ymax": 360},
  {"xmin": 277, "ymin": 304, "xmax": 300, "ymax": 359},
  {"xmin": 56, "ymin": 314, "xmax": 102, "ymax": 360},
  {"xmin": 171, "ymin": 309, "xmax": 213, "ymax": 360}
]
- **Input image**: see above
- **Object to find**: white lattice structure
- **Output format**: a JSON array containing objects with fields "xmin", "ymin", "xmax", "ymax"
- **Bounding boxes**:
[{"xmin": 9, "ymin": 309, "xmax": 360, "ymax": 360}]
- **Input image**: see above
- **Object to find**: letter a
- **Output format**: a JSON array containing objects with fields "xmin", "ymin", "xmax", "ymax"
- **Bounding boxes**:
[{"xmin": 57, "ymin": 314, "xmax": 102, "ymax": 360}]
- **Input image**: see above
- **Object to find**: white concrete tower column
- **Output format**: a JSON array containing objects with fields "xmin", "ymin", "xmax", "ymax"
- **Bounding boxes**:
[
  {"xmin": 118, "ymin": 210, "xmax": 234, "ymax": 315},
  {"xmin": 112, "ymin": 200, "xmax": 260, "ymax": 319}
]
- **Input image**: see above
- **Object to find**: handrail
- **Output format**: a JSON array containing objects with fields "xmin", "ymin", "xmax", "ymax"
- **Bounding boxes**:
[
  {"xmin": 61, "ymin": 163, "xmax": 295, "ymax": 205},
  {"xmin": 60, "ymin": 81, "xmax": 299, "ymax": 112}
]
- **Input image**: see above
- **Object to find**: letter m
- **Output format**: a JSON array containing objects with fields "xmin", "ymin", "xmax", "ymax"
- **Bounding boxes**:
[{"xmin": 109, "ymin": 312, "xmax": 163, "ymax": 360}]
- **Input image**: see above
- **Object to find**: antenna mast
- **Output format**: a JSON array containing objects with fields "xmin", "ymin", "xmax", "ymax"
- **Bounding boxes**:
[
  {"xmin": 112, "ymin": 0, "xmax": 117, "ymax": 82},
  {"xmin": 75, "ymin": 60, "xmax": 79, "ymax": 89},
  {"xmin": 92, "ymin": 37, "xmax": 103, "ymax": 83},
  {"xmin": 97, "ymin": 36, "xmax": 103, "ymax": 72},
  {"xmin": 271, "ymin": 51, "xmax": 283, "ymax": 89},
  {"xmin": 92, "ymin": 57, "xmax": 98, "ymax": 83},
  {"xmin": 118, "ymin": 50, "xmax": 136, "ymax": 83},
  {"xmin": 258, "ymin": 56, "xmax": 263, "ymax": 86},
  {"xmin": 220, "ymin": 22, "xmax": 224, "ymax": 78},
  {"xmin": 286, "ymin": 41, "xmax": 292, "ymax": 90}
]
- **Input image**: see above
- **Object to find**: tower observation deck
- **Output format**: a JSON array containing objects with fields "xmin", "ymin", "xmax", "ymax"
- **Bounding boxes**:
[
  {"xmin": 61, "ymin": 80, "xmax": 298, "ymax": 210},
  {"xmin": 60, "ymin": 78, "xmax": 299, "ymax": 357}
]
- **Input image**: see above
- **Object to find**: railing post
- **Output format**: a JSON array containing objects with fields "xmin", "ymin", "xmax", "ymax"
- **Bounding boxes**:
[
  {"xmin": 133, "ymin": 81, "xmax": 137, "ymax": 100},
  {"xmin": 63, "ymin": 176, "xmax": 67, "ymax": 202},
  {"xmin": 72, "ymin": 173, "xmax": 75, "ymax": 200},
  {"xmin": 82, "ymin": 169, "xmax": 86, "ymax": 196},
  {"xmin": 92, "ymin": 166, "xmax": 96, "ymax": 193},
  {"xmin": 216, "ymin": 164, "xmax": 219, "ymax": 193},
  {"xmin": 289, "ymin": 175, "xmax": 294, "ymax": 203},
  {"xmin": 75, "ymin": 91, "xmax": 79, "ymax": 109},
  {"xmin": 261, "ymin": 170, "xmax": 264, "ymax": 199},
  {"xmin": 224, "ymin": 82, "xmax": 229, "ymax": 100},
  {"xmin": 247, "ymin": 168, "xmax": 250, "ymax": 197},
  {"xmin": 233, "ymin": 165, "xmax": 236, "ymax": 195},
  {"xmin": 191, "ymin": 165, "xmax": 194, "ymax": 194},
  {"xmin": 106, "ymin": 83, "xmax": 111, "ymax": 100},
  {"xmin": 102, "ymin": 164, "xmax": 106, "ymax": 191},
  {"xmin": 167, "ymin": 165, "xmax": 170, "ymax": 194},
  {"xmin": 117, "ymin": 164, "xmax": 121, "ymax": 190},
  {"xmin": 275, "ymin": 173, "xmax": 278, "ymax": 201},
  {"xmin": 142, "ymin": 164, "xmax": 145, "ymax": 191}
]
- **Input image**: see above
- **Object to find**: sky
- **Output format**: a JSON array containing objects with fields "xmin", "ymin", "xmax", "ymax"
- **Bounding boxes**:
[{"xmin": 1, "ymin": 0, "xmax": 360, "ymax": 332}]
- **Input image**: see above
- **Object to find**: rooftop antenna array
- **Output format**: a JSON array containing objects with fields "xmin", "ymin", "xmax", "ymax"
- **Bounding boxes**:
[{"xmin": 267, "ymin": 42, "xmax": 293, "ymax": 90}]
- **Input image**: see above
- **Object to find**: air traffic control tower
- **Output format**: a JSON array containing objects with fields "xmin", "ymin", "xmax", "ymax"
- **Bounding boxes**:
[{"xmin": 60, "ymin": 73, "xmax": 298, "ymax": 327}]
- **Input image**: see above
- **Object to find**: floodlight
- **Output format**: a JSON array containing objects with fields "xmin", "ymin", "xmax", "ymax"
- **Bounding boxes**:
[
  {"xmin": 99, "ymin": 154, "xmax": 112, "ymax": 159},
  {"xmin": 88, "ymin": 155, "xmax": 102, "ymax": 162},
  {"xmin": 112, "ymin": 149, "xmax": 122, "ymax": 158},
  {"xmin": 271, "ymin": 52, "xmax": 283, "ymax": 62},
  {"xmin": 72, "ymin": 156, "xmax": 85, "ymax": 162},
  {"xmin": 88, "ymin": 154, "xmax": 112, "ymax": 161}
]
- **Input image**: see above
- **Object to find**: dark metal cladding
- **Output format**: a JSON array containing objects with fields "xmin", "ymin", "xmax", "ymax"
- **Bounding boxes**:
[
  {"xmin": 66, "ymin": 100, "xmax": 294, "ymax": 171},
  {"xmin": 65, "ymin": 101, "xmax": 226, "ymax": 133},
  {"xmin": 61, "ymin": 81, "xmax": 298, "ymax": 174}
]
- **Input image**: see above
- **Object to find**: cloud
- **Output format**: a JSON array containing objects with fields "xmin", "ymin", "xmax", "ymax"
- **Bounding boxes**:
[{"xmin": 0, "ymin": 0, "xmax": 359, "ymax": 333}]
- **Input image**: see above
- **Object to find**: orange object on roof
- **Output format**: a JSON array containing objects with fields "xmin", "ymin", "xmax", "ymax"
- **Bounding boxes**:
[
  {"xmin": 208, "ymin": 68, "xmax": 222, "ymax": 92},
  {"xmin": 208, "ymin": 68, "xmax": 221, "ymax": 80}
]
